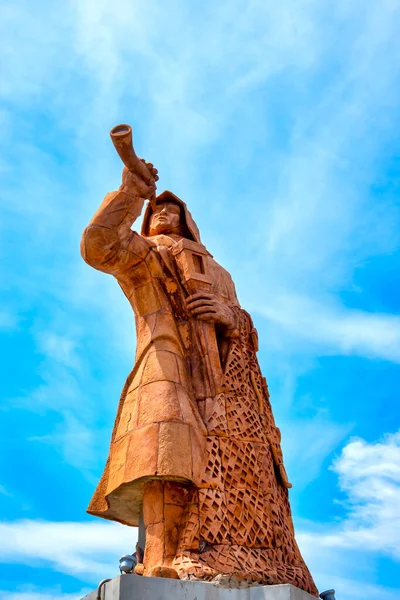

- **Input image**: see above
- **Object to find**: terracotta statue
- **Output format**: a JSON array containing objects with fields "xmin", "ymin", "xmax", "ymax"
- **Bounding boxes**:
[{"xmin": 81, "ymin": 125, "xmax": 318, "ymax": 596}]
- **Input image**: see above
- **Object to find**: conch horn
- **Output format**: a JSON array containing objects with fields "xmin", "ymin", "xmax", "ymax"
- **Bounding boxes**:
[{"xmin": 110, "ymin": 124, "xmax": 157, "ymax": 208}]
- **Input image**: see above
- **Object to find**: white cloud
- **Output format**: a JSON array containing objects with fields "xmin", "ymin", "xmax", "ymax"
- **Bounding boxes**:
[
  {"xmin": 0, "ymin": 520, "xmax": 136, "ymax": 583},
  {"xmin": 303, "ymin": 431, "xmax": 400, "ymax": 558},
  {"xmin": 328, "ymin": 431, "xmax": 400, "ymax": 559},
  {"xmin": 255, "ymin": 293, "xmax": 400, "ymax": 363},
  {"xmin": 297, "ymin": 431, "xmax": 400, "ymax": 596}
]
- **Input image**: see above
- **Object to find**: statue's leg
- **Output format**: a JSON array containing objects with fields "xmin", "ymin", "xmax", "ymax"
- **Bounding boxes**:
[{"xmin": 142, "ymin": 480, "xmax": 186, "ymax": 578}]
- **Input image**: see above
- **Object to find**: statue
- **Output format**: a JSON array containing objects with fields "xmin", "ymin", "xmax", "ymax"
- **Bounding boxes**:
[{"xmin": 81, "ymin": 125, "xmax": 318, "ymax": 596}]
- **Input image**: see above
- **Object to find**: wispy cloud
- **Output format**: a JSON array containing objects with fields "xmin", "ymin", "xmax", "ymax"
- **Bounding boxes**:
[
  {"xmin": 0, "ymin": 520, "xmax": 135, "ymax": 582},
  {"xmin": 329, "ymin": 430, "xmax": 400, "ymax": 558},
  {"xmin": 256, "ymin": 295, "xmax": 400, "ymax": 363},
  {"xmin": 14, "ymin": 326, "xmax": 97, "ymax": 473},
  {"xmin": 36, "ymin": 333, "xmax": 80, "ymax": 370},
  {"xmin": 298, "ymin": 430, "xmax": 400, "ymax": 596}
]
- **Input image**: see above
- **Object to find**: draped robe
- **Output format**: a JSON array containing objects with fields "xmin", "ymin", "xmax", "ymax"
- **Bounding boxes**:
[{"xmin": 81, "ymin": 188, "xmax": 318, "ymax": 597}]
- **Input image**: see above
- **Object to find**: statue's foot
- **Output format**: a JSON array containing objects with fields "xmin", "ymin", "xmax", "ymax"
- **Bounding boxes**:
[
  {"xmin": 149, "ymin": 566, "xmax": 180, "ymax": 579},
  {"xmin": 134, "ymin": 563, "xmax": 144, "ymax": 576}
]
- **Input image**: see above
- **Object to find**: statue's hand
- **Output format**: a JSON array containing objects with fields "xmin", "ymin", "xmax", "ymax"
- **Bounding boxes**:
[
  {"xmin": 186, "ymin": 292, "xmax": 236, "ymax": 330},
  {"xmin": 119, "ymin": 161, "xmax": 158, "ymax": 199}
]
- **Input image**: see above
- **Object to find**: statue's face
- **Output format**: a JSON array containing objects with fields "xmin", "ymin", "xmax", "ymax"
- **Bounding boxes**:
[{"xmin": 149, "ymin": 202, "xmax": 182, "ymax": 236}]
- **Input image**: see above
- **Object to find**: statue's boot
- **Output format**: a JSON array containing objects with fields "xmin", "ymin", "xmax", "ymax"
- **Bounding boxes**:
[{"xmin": 149, "ymin": 566, "xmax": 180, "ymax": 579}]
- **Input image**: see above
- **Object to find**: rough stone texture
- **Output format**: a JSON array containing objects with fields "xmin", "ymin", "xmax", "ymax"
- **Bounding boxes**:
[
  {"xmin": 82, "ymin": 575, "xmax": 317, "ymax": 600},
  {"xmin": 80, "ymin": 124, "xmax": 318, "ymax": 596}
]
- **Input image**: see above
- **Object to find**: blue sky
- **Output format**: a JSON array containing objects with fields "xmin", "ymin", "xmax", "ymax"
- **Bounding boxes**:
[{"xmin": 1, "ymin": 1, "xmax": 400, "ymax": 598}]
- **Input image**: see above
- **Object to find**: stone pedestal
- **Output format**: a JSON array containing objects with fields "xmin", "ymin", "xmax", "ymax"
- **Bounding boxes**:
[{"xmin": 82, "ymin": 575, "xmax": 318, "ymax": 600}]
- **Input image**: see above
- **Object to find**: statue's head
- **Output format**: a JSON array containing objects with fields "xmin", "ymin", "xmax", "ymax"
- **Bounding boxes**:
[
  {"xmin": 148, "ymin": 201, "xmax": 182, "ymax": 236},
  {"xmin": 141, "ymin": 191, "xmax": 201, "ymax": 243}
]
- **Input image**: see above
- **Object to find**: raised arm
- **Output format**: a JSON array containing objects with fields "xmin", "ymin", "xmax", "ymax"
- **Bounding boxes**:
[{"xmin": 81, "ymin": 163, "xmax": 158, "ymax": 275}]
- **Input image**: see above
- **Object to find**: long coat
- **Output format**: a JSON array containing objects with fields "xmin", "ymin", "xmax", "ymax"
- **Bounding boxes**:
[
  {"xmin": 81, "ymin": 188, "xmax": 318, "ymax": 597},
  {"xmin": 81, "ymin": 189, "xmax": 239, "ymax": 526}
]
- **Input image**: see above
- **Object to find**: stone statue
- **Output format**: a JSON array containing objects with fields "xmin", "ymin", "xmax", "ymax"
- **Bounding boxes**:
[{"xmin": 81, "ymin": 125, "xmax": 318, "ymax": 597}]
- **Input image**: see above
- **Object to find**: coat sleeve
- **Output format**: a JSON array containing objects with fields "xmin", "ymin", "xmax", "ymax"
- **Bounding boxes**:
[{"xmin": 81, "ymin": 190, "xmax": 151, "ymax": 275}]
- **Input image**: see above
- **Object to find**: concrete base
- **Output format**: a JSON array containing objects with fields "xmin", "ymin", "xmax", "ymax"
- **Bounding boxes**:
[{"xmin": 82, "ymin": 575, "xmax": 317, "ymax": 600}]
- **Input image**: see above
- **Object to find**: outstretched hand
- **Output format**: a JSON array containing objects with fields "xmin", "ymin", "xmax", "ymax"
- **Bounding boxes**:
[{"xmin": 186, "ymin": 292, "xmax": 236, "ymax": 330}]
